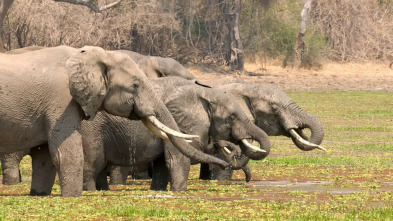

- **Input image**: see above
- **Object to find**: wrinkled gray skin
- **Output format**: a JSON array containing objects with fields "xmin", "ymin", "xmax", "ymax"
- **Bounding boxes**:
[
  {"xmin": 1, "ymin": 47, "xmax": 197, "ymax": 186},
  {"xmin": 0, "ymin": 46, "xmax": 228, "ymax": 196},
  {"xmin": 199, "ymin": 82, "xmax": 324, "ymax": 181},
  {"xmin": 82, "ymin": 77, "xmax": 270, "ymax": 191}
]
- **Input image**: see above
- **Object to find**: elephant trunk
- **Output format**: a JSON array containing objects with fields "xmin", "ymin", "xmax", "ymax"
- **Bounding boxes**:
[
  {"xmin": 239, "ymin": 123, "xmax": 271, "ymax": 160},
  {"xmin": 230, "ymin": 155, "xmax": 250, "ymax": 170},
  {"xmin": 287, "ymin": 105, "xmax": 324, "ymax": 151},
  {"xmin": 146, "ymin": 102, "xmax": 229, "ymax": 169},
  {"xmin": 215, "ymin": 141, "xmax": 249, "ymax": 169}
]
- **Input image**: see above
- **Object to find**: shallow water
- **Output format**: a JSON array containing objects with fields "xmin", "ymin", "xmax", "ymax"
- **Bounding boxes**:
[{"xmin": 248, "ymin": 180, "xmax": 362, "ymax": 194}]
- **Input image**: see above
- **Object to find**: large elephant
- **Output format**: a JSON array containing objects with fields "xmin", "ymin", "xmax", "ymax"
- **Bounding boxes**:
[
  {"xmin": 117, "ymin": 50, "xmax": 195, "ymax": 80},
  {"xmin": 81, "ymin": 77, "xmax": 271, "ymax": 192},
  {"xmin": 0, "ymin": 46, "xmax": 228, "ymax": 196},
  {"xmin": 199, "ymin": 82, "xmax": 325, "ymax": 181},
  {"xmin": 0, "ymin": 48, "xmax": 197, "ymax": 186},
  {"xmin": 5, "ymin": 46, "xmax": 44, "ymax": 54}
]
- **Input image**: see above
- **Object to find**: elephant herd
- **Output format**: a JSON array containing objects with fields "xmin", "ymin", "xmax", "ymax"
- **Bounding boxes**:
[{"xmin": 0, "ymin": 45, "xmax": 325, "ymax": 197}]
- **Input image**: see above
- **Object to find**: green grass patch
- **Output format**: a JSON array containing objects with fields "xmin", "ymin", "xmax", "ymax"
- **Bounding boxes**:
[{"xmin": 0, "ymin": 91, "xmax": 392, "ymax": 220}]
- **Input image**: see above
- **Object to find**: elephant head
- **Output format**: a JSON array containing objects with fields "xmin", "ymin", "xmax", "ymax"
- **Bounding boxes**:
[
  {"xmin": 117, "ymin": 50, "xmax": 195, "ymax": 80},
  {"xmin": 164, "ymin": 85, "xmax": 271, "ymax": 164},
  {"xmin": 66, "ymin": 46, "xmax": 228, "ymax": 168},
  {"xmin": 219, "ymin": 83, "xmax": 324, "ymax": 151}
]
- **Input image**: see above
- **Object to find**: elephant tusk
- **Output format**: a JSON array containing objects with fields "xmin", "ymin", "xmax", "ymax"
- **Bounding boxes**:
[
  {"xmin": 144, "ymin": 116, "xmax": 199, "ymax": 139},
  {"xmin": 142, "ymin": 118, "xmax": 170, "ymax": 141},
  {"xmin": 223, "ymin": 147, "xmax": 231, "ymax": 154},
  {"xmin": 241, "ymin": 139, "xmax": 266, "ymax": 153},
  {"xmin": 142, "ymin": 118, "xmax": 193, "ymax": 142},
  {"xmin": 289, "ymin": 129, "xmax": 326, "ymax": 151}
]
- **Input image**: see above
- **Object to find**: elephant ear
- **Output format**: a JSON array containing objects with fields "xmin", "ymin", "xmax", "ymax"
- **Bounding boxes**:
[
  {"xmin": 164, "ymin": 86, "xmax": 211, "ymax": 137},
  {"xmin": 66, "ymin": 46, "xmax": 109, "ymax": 120}
]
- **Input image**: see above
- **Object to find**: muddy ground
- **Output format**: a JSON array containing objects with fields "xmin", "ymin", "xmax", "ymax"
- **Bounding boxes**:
[{"xmin": 189, "ymin": 62, "xmax": 393, "ymax": 92}]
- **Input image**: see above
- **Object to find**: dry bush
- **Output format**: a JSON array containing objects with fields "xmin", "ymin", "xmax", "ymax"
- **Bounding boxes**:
[
  {"xmin": 5, "ymin": 0, "xmax": 180, "ymax": 55},
  {"xmin": 4, "ymin": 0, "xmax": 393, "ymax": 64},
  {"xmin": 313, "ymin": 0, "xmax": 393, "ymax": 62}
]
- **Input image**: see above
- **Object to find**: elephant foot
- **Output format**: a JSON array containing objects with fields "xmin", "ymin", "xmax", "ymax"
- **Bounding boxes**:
[
  {"xmin": 30, "ymin": 189, "xmax": 51, "ymax": 196},
  {"xmin": 169, "ymin": 186, "xmax": 187, "ymax": 192},
  {"xmin": 150, "ymin": 181, "xmax": 168, "ymax": 191},
  {"xmin": 2, "ymin": 171, "xmax": 22, "ymax": 185}
]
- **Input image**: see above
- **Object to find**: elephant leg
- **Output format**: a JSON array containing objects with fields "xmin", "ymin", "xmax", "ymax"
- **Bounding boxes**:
[
  {"xmin": 95, "ymin": 168, "xmax": 109, "ymax": 191},
  {"xmin": 82, "ymin": 121, "xmax": 106, "ymax": 192},
  {"xmin": 1, "ymin": 150, "xmax": 29, "ymax": 185},
  {"xmin": 109, "ymin": 165, "xmax": 129, "ymax": 185},
  {"xmin": 46, "ymin": 104, "xmax": 84, "ymax": 197},
  {"xmin": 83, "ymin": 170, "xmax": 98, "ymax": 191},
  {"xmin": 199, "ymin": 163, "xmax": 211, "ymax": 180},
  {"xmin": 30, "ymin": 144, "xmax": 56, "ymax": 196},
  {"xmin": 150, "ymin": 156, "xmax": 169, "ymax": 191},
  {"xmin": 164, "ymin": 142, "xmax": 191, "ymax": 191},
  {"xmin": 132, "ymin": 170, "xmax": 152, "ymax": 180},
  {"xmin": 83, "ymin": 158, "xmax": 105, "ymax": 191}
]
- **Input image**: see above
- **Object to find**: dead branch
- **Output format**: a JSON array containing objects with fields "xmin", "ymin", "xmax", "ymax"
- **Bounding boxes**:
[{"xmin": 53, "ymin": 0, "xmax": 121, "ymax": 13}]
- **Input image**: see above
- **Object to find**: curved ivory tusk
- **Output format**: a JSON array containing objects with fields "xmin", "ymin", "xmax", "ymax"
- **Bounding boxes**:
[
  {"xmin": 241, "ymin": 139, "xmax": 266, "ymax": 153},
  {"xmin": 289, "ymin": 129, "xmax": 326, "ymax": 151},
  {"xmin": 142, "ymin": 118, "xmax": 194, "ymax": 142},
  {"xmin": 142, "ymin": 118, "xmax": 170, "ymax": 141},
  {"xmin": 223, "ymin": 147, "xmax": 231, "ymax": 154},
  {"xmin": 144, "ymin": 116, "xmax": 199, "ymax": 139}
]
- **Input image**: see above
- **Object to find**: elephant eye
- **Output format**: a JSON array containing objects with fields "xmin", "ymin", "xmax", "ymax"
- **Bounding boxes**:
[
  {"xmin": 229, "ymin": 114, "xmax": 236, "ymax": 121},
  {"xmin": 133, "ymin": 83, "xmax": 139, "ymax": 89}
]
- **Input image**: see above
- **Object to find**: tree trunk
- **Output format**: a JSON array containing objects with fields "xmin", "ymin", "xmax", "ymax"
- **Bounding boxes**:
[
  {"xmin": 0, "ymin": 0, "xmax": 14, "ymax": 52},
  {"xmin": 225, "ymin": 0, "xmax": 244, "ymax": 72},
  {"xmin": 293, "ymin": 0, "xmax": 313, "ymax": 69}
]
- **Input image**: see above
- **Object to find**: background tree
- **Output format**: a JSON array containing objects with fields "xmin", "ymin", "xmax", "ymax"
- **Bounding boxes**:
[
  {"xmin": 0, "ymin": 0, "xmax": 14, "ymax": 52},
  {"xmin": 53, "ymin": 0, "xmax": 121, "ymax": 12},
  {"xmin": 293, "ymin": 0, "xmax": 313, "ymax": 69},
  {"xmin": 224, "ymin": 0, "xmax": 244, "ymax": 71},
  {"xmin": 3, "ymin": 0, "xmax": 393, "ymax": 69},
  {"xmin": 0, "ymin": 0, "xmax": 121, "ymax": 51}
]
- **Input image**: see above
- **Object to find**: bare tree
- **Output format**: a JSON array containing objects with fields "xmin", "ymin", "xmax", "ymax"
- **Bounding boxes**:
[
  {"xmin": 0, "ymin": 0, "xmax": 14, "ymax": 52},
  {"xmin": 0, "ymin": 0, "xmax": 121, "ymax": 51},
  {"xmin": 53, "ymin": 0, "xmax": 122, "ymax": 13},
  {"xmin": 224, "ymin": 0, "xmax": 244, "ymax": 72},
  {"xmin": 293, "ymin": 0, "xmax": 313, "ymax": 69}
]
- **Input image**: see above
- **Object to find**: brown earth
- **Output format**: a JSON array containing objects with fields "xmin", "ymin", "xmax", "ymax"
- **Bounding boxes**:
[{"xmin": 188, "ymin": 62, "xmax": 393, "ymax": 92}]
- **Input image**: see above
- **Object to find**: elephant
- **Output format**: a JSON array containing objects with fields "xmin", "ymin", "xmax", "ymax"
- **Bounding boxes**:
[
  {"xmin": 1, "ymin": 48, "xmax": 197, "ymax": 186},
  {"xmin": 5, "ymin": 46, "xmax": 45, "ymax": 54},
  {"xmin": 117, "ymin": 50, "xmax": 196, "ymax": 80},
  {"xmin": 5, "ymin": 46, "xmax": 195, "ymax": 79},
  {"xmin": 80, "ymin": 76, "xmax": 270, "ymax": 192},
  {"xmin": 0, "ymin": 46, "xmax": 228, "ymax": 196},
  {"xmin": 199, "ymin": 82, "xmax": 325, "ymax": 181},
  {"xmin": 106, "ymin": 50, "xmax": 195, "ymax": 182}
]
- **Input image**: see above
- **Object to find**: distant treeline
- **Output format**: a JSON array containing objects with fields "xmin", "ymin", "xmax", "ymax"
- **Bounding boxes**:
[{"xmin": 3, "ymin": 0, "xmax": 393, "ymax": 67}]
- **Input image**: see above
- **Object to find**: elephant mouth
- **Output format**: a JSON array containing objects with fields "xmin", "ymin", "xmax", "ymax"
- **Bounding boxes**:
[
  {"xmin": 217, "ymin": 142, "xmax": 246, "ymax": 169},
  {"xmin": 217, "ymin": 139, "xmax": 266, "ymax": 169},
  {"xmin": 141, "ymin": 115, "xmax": 198, "ymax": 141},
  {"xmin": 288, "ymin": 128, "xmax": 326, "ymax": 151}
]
